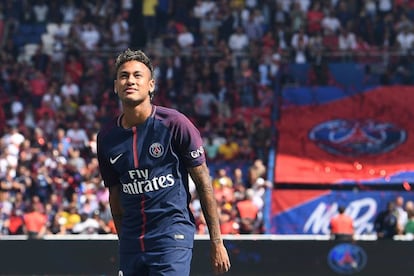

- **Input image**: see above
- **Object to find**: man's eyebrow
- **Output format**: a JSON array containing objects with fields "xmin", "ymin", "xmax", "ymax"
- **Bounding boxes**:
[{"xmin": 119, "ymin": 70, "xmax": 143, "ymax": 74}]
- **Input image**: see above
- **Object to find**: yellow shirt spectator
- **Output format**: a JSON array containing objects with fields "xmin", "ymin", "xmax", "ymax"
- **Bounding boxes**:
[{"xmin": 143, "ymin": 0, "xmax": 158, "ymax": 16}]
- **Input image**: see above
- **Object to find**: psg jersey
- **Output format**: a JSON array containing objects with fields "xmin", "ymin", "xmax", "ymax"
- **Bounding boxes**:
[{"xmin": 97, "ymin": 105, "xmax": 206, "ymax": 253}]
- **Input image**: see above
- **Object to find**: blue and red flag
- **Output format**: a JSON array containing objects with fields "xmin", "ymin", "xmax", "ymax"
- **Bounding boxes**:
[{"xmin": 271, "ymin": 86, "xmax": 414, "ymax": 234}]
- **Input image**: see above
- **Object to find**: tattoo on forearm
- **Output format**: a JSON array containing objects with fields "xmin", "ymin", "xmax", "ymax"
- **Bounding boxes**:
[{"xmin": 190, "ymin": 164, "xmax": 222, "ymax": 240}]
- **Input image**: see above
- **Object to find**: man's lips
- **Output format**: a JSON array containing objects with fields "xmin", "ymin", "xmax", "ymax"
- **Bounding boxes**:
[{"xmin": 124, "ymin": 88, "xmax": 137, "ymax": 93}]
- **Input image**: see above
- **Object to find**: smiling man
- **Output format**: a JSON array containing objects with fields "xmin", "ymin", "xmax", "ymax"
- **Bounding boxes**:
[{"xmin": 96, "ymin": 49, "xmax": 230, "ymax": 276}]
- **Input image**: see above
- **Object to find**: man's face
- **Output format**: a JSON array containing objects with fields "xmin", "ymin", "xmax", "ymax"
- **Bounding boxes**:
[{"xmin": 114, "ymin": 60, "xmax": 155, "ymax": 107}]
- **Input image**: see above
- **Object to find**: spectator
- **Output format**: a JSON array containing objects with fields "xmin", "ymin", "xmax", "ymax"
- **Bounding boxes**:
[
  {"xmin": 217, "ymin": 136, "xmax": 240, "ymax": 161},
  {"xmin": 200, "ymin": 11, "xmax": 221, "ymax": 44},
  {"xmin": 290, "ymin": 27, "xmax": 310, "ymax": 63},
  {"xmin": 321, "ymin": 9, "xmax": 341, "ymax": 35},
  {"xmin": 236, "ymin": 188, "xmax": 260, "ymax": 234},
  {"xmin": 110, "ymin": 14, "xmax": 130, "ymax": 52},
  {"xmin": 177, "ymin": 25, "xmax": 195, "ymax": 55},
  {"xmin": 336, "ymin": 1, "xmax": 353, "ymax": 28},
  {"xmin": 374, "ymin": 201, "xmax": 398, "ymax": 239},
  {"xmin": 41, "ymin": 80, "xmax": 62, "ymax": 113},
  {"xmin": 66, "ymin": 121, "xmax": 89, "ymax": 151},
  {"xmin": 29, "ymin": 70, "xmax": 48, "ymax": 109},
  {"xmin": 79, "ymin": 21, "xmax": 101, "ymax": 51},
  {"xmin": 228, "ymin": 26, "xmax": 249, "ymax": 66},
  {"xmin": 4, "ymin": 208, "xmax": 24, "ymax": 235},
  {"xmin": 243, "ymin": 12, "xmax": 263, "ymax": 43},
  {"xmin": 192, "ymin": 80, "xmax": 218, "ymax": 128},
  {"xmin": 72, "ymin": 212, "xmax": 100, "ymax": 234},
  {"xmin": 23, "ymin": 200, "xmax": 48, "ymax": 239},
  {"xmin": 32, "ymin": 0, "xmax": 49, "ymax": 24},
  {"xmin": 219, "ymin": 208, "xmax": 239, "ymax": 235},
  {"xmin": 395, "ymin": 196, "xmax": 408, "ymax": 235},
  {"xmin": 306, "ymin": 1, "xmax": 324, "ymax": 35},
  {"xmin": 404, "ymin": 210, "xmax": 414, "ymax": 237},
  {"xmin": 395, "ymin": 26, "xmax": 414, "ymax": 54},
  {"xmin": 60, "ymin": 74, "xmax": 80, "ymax": 101},
  {"xmin": 338, "ymin": 26, "xmax": 357, "ymax": 59},
  {"xmin": 60, "ymin": 0, "xmax": 79, "ymax": 23},
  {"xmin": 203, "ymin": 135, "xmax": 220, "ymax": 162},
  {"xmin": 60, "ymin": 204, "xmax": 81, "ymax": 233},
  {"xmin": 250, "ymin": 118, "xmax": 271, "ymax": 162},
  {"xmin": 289, "ymin": 2, "xmax": 305, "ymax": 33},
  {"xmin": 212, "ymin": 168, "xmax": 233, "ymax": 190},
  {"xmin": 78, "ymin": 95, "xmax": 98, "ymax": 129},
  {"xmin": 329, "ymin": 205, "xmax": 354, "ymax": 241},
  {"xmin": 64, "ymin": 52, "xmax": 84, "ymax": 86}
]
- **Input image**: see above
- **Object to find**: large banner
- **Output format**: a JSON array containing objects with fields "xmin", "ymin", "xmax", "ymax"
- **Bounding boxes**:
[
  {"xmin": 271, "ymin": 190, "xmax": 411, "ymax": 234},
  {"xmin": 271, "ymin": 86, "xmax": 414, "ymax": 234},
  {"xmin": 275, "ymin": 86, "xmax": 414, "ymax": 184}
]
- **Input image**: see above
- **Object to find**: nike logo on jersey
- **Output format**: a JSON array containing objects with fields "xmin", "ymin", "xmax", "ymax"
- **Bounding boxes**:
[{"xmin": 110, "ymin": 153, "xmax": 123, "ymax": 164}]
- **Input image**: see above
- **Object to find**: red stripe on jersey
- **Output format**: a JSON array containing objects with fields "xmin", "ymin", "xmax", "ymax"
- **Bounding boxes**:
[
  {"xmin": 132, "ymin": 127, "xmax": 139, "ymax": 167},
  {"xmin": 132, "ymin": 127, "xmax": 146, "ymax": 251},
  {"xmin": 139, "ymin": 195, "xmax": 146, "ymax": 251}
]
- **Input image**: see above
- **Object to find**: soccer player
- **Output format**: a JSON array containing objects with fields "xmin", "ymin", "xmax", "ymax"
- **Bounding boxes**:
[{"xmin": 97, "ymin": 49, "xmax": 230, "ymax": 275}]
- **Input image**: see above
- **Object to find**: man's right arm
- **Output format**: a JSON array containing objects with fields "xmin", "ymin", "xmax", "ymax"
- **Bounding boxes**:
[{"xmin": 109, "ymin": 185, "xmax": 123, "ymax": 239}]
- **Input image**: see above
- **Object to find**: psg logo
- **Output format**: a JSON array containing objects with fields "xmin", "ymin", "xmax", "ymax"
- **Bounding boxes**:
[
  {"xmin": 327, "ymin": 243, "xmax": 367, "ymax": 275},
  {"xmin": 309, "ymin": 119, "xmax": 406, "ymax": 157},
  {"xmin": 149, "ymin": 142, "xmax": 164, "ymax": 158}
]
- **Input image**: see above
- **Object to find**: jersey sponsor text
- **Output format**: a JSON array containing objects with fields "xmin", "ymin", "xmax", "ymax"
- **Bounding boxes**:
[{"xmin": 122, "ymin": 169, "xmax": 175, "ymax": 194}]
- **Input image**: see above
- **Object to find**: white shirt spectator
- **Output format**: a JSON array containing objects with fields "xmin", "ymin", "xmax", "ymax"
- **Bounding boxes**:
[
  {"xmin": 364, "ymin": 0, "xmax": 377, "ymax": 17},
  {"xmin": 2, "ymin": 127, "xmax": 25, "ymax": 156},
  {"xmin": 80, "ymin": 23, "xmax": 101, "ymax": 50},
  {"xmin": 296, "ymin": 0, "xmax": 311, "ymax": 12},
  {"xmin": 111, "ymin": 15, "xmax": 130, "ymax": 51},
  {"xmin": 378, "ymin": 0, "xmax": 392, "ymax": 14},
  {"xmin": 32, "ymin": 0, "xmax": 49, "ymax": 23},
  {"xmin": 321, "ymin": 12, "xmax": 341, "ymax": 34},
  {"xmin": 291, "ymin": 30, "xmax": 309, "ymax": 50},
  {"xmin": 396, "ymin": 29, "xmax": 414, "ymax": 52},
  {"xmin": 193, "ymin": 0, "xmax": 216, "ymax": 18},
  {"xmin": 60, "ymin": 0, "xmax": 79, "ymax": 23},
  {"xmin": 338, "ymin": 29, "xmax": 357, "ymax": 50},
  {"xmin": 60, "ymin": 75, "xmax": 80, "ymax": 100},
  {"xmin": 277, "ymin": 0, "xmax": 292, "ymax": 12},
  {"xmin": 10, "ymin": 97, "xmax": 24, "ymax": 119},
  {"xmin": 72, "ymin": 215, "xmax": 100, "ymax": 234},
  {"xmin": 122, "ymin": 0, "xmax": 134, "ymax": 11},
  {"xmin": 67, "ymin": 122, "xmax": 89, "ymax": 150},
  {"xmin": 193, "ymin": 89, "xmax": 218, "ymax": 117},
  {"xmin": 228, "ymin": 27, "xmax": 249, "ymax": 52},
  {"xmin": 177, "ymin": 26, "xmax": 195, "ymax": 50},
  {"xmin": 79, "ymin": 97, "xmax": 98, "ymax": 128}
]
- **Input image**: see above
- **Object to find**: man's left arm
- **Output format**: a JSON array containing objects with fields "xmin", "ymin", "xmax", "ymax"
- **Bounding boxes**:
[{"xmin": 189, "ymin": 163, "xmax": 231, "ymax": 275}]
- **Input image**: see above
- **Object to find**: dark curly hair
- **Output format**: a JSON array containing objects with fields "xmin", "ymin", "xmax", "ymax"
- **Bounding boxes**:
[{"xmin": 114, "ymin": 48, "xmax": 154, "ymax": 79}]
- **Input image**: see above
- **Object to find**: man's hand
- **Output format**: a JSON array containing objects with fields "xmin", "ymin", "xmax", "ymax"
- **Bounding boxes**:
[{"xmin": 210, "ymin": 240, "xmax": 231, "ymax": 275}]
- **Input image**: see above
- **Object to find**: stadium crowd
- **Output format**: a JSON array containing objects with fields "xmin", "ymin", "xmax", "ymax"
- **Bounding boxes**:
[{"xmin": 0, "ymin": 0, "xmax": 414, "ymax": 238}]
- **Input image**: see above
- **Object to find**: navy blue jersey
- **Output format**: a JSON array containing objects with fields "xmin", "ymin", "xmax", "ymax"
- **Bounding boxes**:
[{"xmin": 97, "ymin": 105, "xmax": 206, "ymax": 253}]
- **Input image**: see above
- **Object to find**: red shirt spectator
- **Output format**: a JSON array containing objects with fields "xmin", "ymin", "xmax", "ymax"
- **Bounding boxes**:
[
  {"xmin": 306, "ymin": 2, "xmax": 324, "ymax": 35},
  {"xmin": 23, "ymin": 204, "xmax": 48, "ymax": 239},
  {"xmin": 330, "ymin": 206, "xmax": 354, "ymax": 241},
  {"xmin": 64, "ymin": 53, "xmax": 84, "ymax": 85},
  {"xmin": 236, "ymin": 189, "xmax": 259, "ymax": 233}
]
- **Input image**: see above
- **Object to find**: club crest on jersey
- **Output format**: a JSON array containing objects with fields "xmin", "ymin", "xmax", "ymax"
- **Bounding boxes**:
[{"xmin": 149, "ymin": 142, "xmax": 164, "ymax": 158}]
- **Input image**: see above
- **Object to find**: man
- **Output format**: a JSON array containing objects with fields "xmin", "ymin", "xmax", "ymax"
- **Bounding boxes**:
[
  {"xmin": 97, "ymin": 49, "xmax": 230, "ymax": 275},
  {"xmin": 329, "ymin": 205, "xmax": 354, "ymax": 241},
  {"xmin": 374, "ymin": 201, "xmax": 398, "ymax": 240}
]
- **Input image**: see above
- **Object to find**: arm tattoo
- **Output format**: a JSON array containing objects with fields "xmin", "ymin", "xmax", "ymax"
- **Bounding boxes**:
[{"xmin": 189, "ymin": 164, "xmax": 222, "ymax": 241}]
